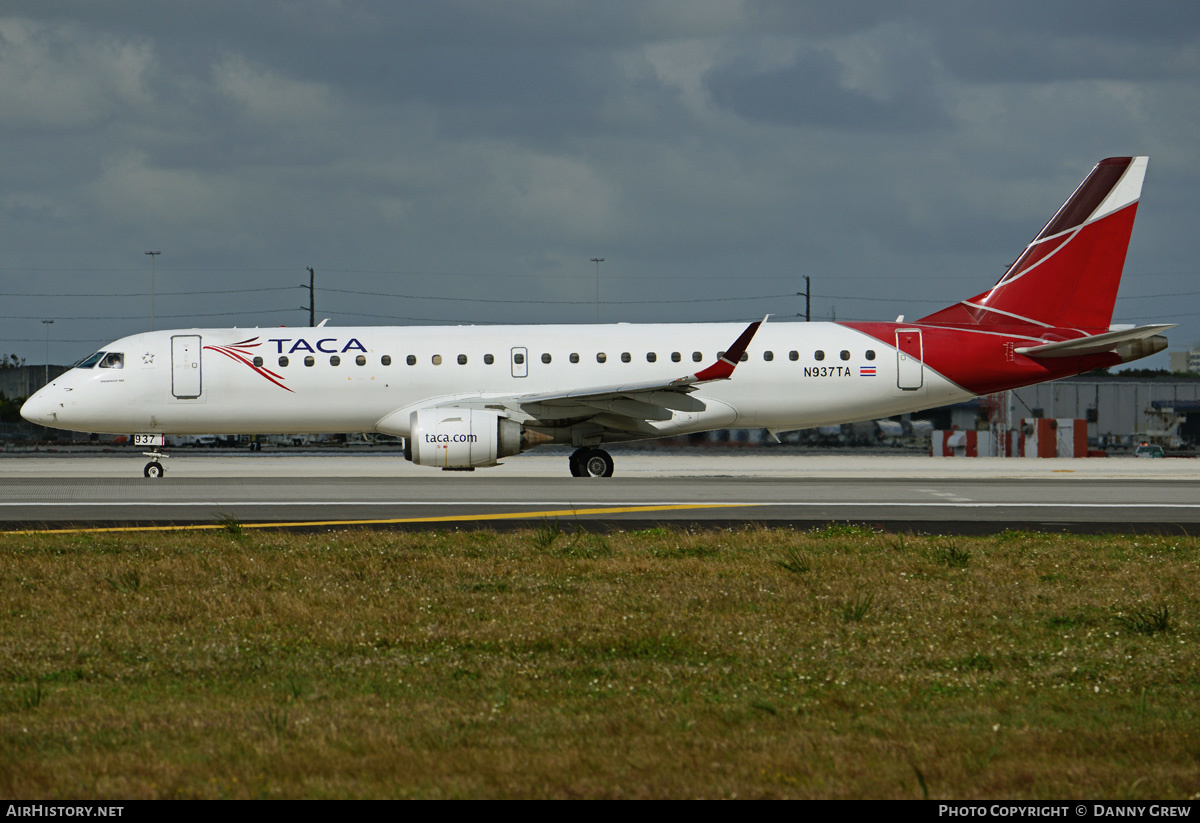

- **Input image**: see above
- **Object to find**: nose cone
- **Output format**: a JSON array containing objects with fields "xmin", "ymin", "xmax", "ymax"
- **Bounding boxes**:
[{"xmin": 20, "ymin": 389, "xmax": 58, "ymax": 426}]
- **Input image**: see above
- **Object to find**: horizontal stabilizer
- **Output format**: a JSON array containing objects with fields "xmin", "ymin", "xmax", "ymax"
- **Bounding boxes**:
[{"xmin": 1014, "ymin": 324, "xmax": 1176, "ymax": 358}]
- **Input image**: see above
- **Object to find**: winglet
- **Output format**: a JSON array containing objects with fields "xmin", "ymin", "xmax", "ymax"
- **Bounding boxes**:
[{"xmin": 688, "ymin": 316, "xmax": 766, "ymax": 383}]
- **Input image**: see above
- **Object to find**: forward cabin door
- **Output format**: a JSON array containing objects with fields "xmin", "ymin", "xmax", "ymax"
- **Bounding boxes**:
[
  {"xmin": 895, "ymin": 329, "xmax": 923, "ymax": 391},
  {"xmin": 171, "ymin": 335, "xmax": 202, "ymax": 398}
]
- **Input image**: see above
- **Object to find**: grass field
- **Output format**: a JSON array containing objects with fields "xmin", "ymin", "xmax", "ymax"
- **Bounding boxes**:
[{"xmin": 0, "ymin": 522, "xmax": 1197, "ymax": 799}]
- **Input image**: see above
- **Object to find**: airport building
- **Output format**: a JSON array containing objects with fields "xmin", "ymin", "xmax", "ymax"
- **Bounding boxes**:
[
  {"xmin": 1169, "ymin": 345, "xmax": 1200, "ymax": 375},
  {"xmin": 942, "ymin": 374, "xmax": 1200, "ymax": 451}
]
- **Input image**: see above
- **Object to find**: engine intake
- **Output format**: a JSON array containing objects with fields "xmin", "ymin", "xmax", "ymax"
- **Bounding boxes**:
[{"xmin": 406, "ymin": 408, "xmax": 522, "ymax": 468}]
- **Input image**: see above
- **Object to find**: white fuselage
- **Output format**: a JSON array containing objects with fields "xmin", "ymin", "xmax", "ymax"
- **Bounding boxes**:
[{"xmin": 22, "ymin": 321, "xmax": 974, "ymax": 440}]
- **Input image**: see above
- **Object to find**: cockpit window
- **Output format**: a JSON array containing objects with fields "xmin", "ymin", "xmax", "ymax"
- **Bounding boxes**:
[
  {"xmin": 99, "ymin": 352, "xmax": 124, "ymax": 369},
  {"xmin": 75, "ymin": 351, "xmax": 106, "ymax": 369}
]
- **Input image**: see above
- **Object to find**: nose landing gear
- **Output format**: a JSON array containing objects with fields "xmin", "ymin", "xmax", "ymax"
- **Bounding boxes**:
[{"xmin": 134, "ymin": 434, "xmax": 169, "ymax": 478}]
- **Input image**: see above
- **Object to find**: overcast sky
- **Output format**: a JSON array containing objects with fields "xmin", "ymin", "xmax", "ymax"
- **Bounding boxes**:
[{"xmin": 3, "ymin": 1, "xmax": 1198, "ymax": 369}]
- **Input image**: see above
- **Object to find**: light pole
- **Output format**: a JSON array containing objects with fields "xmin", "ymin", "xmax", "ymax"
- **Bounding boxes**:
[
  {"xmin": 145, "ymin": 251, "xmax": 161, "ymax": 330},
  {"xmin": 41, "ymin": 320, "xmax": 53, "ymax": 387},
  {"xmin": 590, "ymin": 258, "xmax": 604, "ymax": 323},
  {"xmin": 305, "ymin": 267, "xmax": 316, "ymax": 327},
  {"xmin": 798, "ymin": 275, "xmax": 811, "ymax": 322}
]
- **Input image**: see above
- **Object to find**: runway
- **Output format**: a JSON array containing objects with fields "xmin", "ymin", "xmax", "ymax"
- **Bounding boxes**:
[{"xmin": 1, "ymin": 449, "xmax": 1198, "ymax": 533}]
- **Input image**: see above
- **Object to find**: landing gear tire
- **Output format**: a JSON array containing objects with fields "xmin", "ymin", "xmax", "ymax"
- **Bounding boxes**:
[
  {"xmin": 144, "ymin": 461, "xmax": 165, "ymax": 478},
  {"xmin": 569, "ymin": 448, "xmax": 586, "ymax": 477},
  {"xmin": 580, "ymin": 448, "xmax": 614, "ymax": 478}
]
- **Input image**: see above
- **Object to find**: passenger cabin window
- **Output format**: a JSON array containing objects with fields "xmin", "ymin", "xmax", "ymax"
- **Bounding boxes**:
[
  {"xmin": 542, "ymin": 353, "xmax": 552, "ymax": 364},
  {"xmin": 671, "ymin": 352, "xmax": 681, "ymax": 362},
  {"xmin": 513, "ymin": 353, "xmax": 525, "ymax": 365},
  {"xmin": 278, "ymin": 356, "xmax": 289, "ymax": 367},
  {"xmin": 484, "ymin": 354, "xmax": 495, "ymax": 365},
  {"xmin": 866, "ymin": 350, "xmax": 876, "ymax": 361},
  {"xmin": 621, "ymin": 352, "xmax": 631, "ymax": 363},
  {"xmin": 570, "ymin": 353, "xmax": 580, "ymax": 364},
  {"xmin": 458, "ymin": 354, "xmax": 468, "ymax": 365},
  {"xmin": 253, "ymin": 356, "xmax": 264, "ymax": 367},
  {"xmin": 432, "ymin": 355, "xmax": 443, "ymax": 365},
  {"xmin": 597, "ymin": 352, "xmax": 607, "ymax": 363},
  {"xmin": 763, "ymin": 351, "xmax": 774, "ymax": 361},
  {"xmin": 406, "ymin": 355, "xmax": 416, "ymax": 366},
  {"xmin": 692, "ymin": 352, "xmax": 703, "ymax": 362},
  {"xmin": 356, "ymin": 355, "xmax": 367, "ymax": 366},
  {"xmin": 789, "ymin": 351, "xmax": 799, "ymax": 361},
  {"xmin": 331, "ymin": 355, "xmax": 341, "ymax": 366},
  {"xmin": 814, "ymin": 350, "xmax": 825, "ymax": 361},
  {"xmin": 381, "ymin": 355, "xmax": 391, "ymax": 366},
  {"xmin": 304, "ymin": 356, "xmax": 315, "ymax": 367},
  {"xmin": 840, "ymin": 350, "xmax": 850, "ymax": 361},
  {"xmin": 741, "ymin": 352, "xmax": 748, "ymax": 362},
  {"xmin": 646, "ymin": 352, "xmax": 656, "ymax": 363},
  {"xmin": 99, "ymin": 353, "xmax": 124, "ymax": 369}
]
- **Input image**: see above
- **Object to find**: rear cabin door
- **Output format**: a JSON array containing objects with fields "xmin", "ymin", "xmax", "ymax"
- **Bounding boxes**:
[
  {"xmin": 895, "ymin": 329, "xmax": 923, "ymax": 390},
  {"xmin": 172, "ymin": 335, "xmax": 202, "ymax": 398},
  {"xmin": 511, "ymin": 347, "xmax": 528, "ymax": 378}
]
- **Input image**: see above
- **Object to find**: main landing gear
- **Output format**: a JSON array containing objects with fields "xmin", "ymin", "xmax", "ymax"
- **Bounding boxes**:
[{"xmin": 569, "ymin": 447, "xmax": 614, "ymax": 478}]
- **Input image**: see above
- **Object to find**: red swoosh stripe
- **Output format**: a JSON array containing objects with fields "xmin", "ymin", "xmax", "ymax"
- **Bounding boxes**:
[{"xmin": 204, "ymin": 345, "xmax": 295, "ymax": 393}]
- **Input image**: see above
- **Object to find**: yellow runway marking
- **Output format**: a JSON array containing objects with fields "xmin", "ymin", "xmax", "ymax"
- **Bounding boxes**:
[{"xmin": 4, "ymin": 503, "xmax": 753, "ymax": 535}]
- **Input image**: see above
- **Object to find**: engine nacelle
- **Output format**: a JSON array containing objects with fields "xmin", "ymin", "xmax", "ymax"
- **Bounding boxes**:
[{"xmin": 406, "ymin": 408, "xmax": 522, "ymax": 468}]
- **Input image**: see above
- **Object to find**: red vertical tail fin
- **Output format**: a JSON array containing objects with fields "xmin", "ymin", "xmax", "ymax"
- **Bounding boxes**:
[{"xmin": 920, "ymin": 157, "xmax": 1147, "ymax": 331}]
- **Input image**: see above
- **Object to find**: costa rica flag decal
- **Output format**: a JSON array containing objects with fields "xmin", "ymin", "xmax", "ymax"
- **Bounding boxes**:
[{"xmin": 859, "ymin": 365, "xmax": 877, "ymax": 377}]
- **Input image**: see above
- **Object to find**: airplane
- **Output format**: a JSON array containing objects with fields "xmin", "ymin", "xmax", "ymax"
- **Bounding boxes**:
[{"xmin": 21, "ymin": 156, "xmax": 1173, "ymax": 478}]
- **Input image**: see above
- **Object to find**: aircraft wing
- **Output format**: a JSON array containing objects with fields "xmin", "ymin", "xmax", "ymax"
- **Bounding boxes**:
[{"xmin": 509, "ymin": 317, "xmax": 765, "ymax": 434}]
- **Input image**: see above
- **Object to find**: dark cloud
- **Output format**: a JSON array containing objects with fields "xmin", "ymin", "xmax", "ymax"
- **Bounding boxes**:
[
  {"xmin": 705, "ymin": 48, "xmax": 948, "ymax": 132},
  {"xmin": 922, "ymin": 1, "xmax": 1200, "ymax": 84}
]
